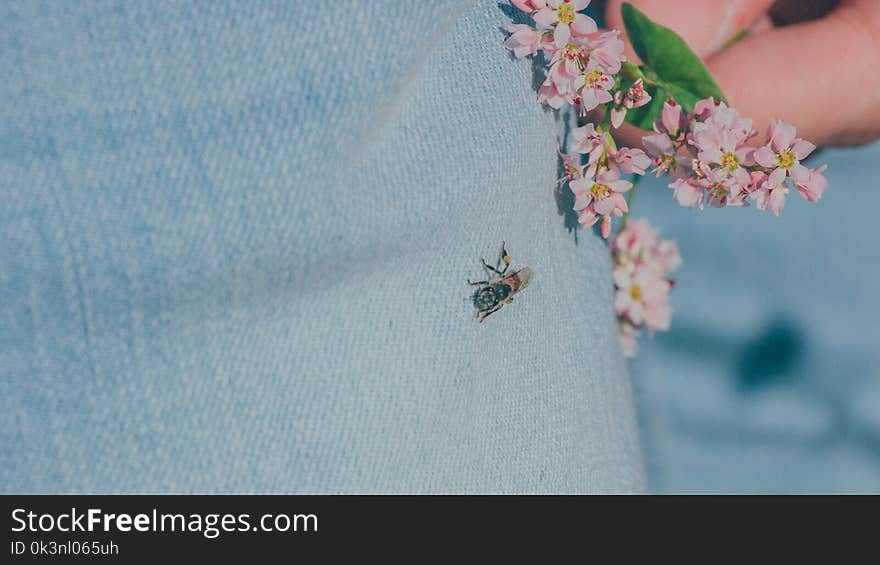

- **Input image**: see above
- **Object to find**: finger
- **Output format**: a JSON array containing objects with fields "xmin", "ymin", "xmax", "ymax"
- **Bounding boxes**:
[
  {"xmin": 769, "ymin": 0, "xmax": 841, "ymax": 25},
  {"xmin": 706, "ymin": 0, "xmax": 880, "ymax": 146},
  {"xmin": 605, "ymin": 0, "xmax": 776, "ymax": 60}
]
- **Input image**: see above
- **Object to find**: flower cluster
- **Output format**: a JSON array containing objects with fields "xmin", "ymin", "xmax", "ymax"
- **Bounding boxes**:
[
  {"xmin": 644, "ymin": 99, "xmax": 828, "ymax": 215},
  {"xmin": 507, "ymin": 1, "xmax": 656, "ymax": 238},
  {"xmin": 563, "ymin": 123, "xmax": 651, "ymax": 237},
  {"xmin": 506, "ymin": 0, "xmax": 629, "ymax": 113},
  {"xmin": 611, "ymin": 219, "xmax": 681, "ymax": 357},
  {"xmin": 503, "ymin": 1, "xmax": 829, "ymax": 357}
]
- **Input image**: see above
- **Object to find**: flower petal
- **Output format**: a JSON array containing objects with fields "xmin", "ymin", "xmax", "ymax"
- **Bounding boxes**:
[
  {"xmin": 769, "ymin": 186, "xmax": 786, "ymax": 216},
  {"xmin": 578, "ymin": 208, "xmax": 599, "ymax": 227},
  {"xmin": 593, "ymin": 196, "xmax": 616, "ymax": 215},
  {"xmin": 571, "ymin": 13, "xmax": 597, "ymax": 35},
  {"xmin": 795, "ymin": 165, "xmax": 828, "ymax": 202},
  {"xmin": 573, "ymin": 193, "xmax": 592, "ymax": 210},
  {"xmin": 792, "ymin": 139, "xmax": 816, "ymax": 160},
  {"xmin": 601, "ymin": 216, "xmax": 612, "ymax": 238},
  {"xmin": 569, "ymin": 176, "xmax": 589, "ymax": 196},
  {"xmin": 609, "ymin": 179, "xmax": 632, "ymax": 193},
  {"xmin": 553, "ymin": 22, "xmax": 570, "ymax": 47},
  {"xmin": 532, "ymin": 8, "xmax": 558, "ymax": 27},
  {"xmin": 769, "ymin": 119, "xmax": 796, "ymax": 151},
  {"xmin": 768, "ymin": 167, "xmax": 787, "ymax": 188},
  {"xmin": 752, "ymin": 146, "xmax": 777, "ymax": 168},
  {"xmin": 699, "ymin": 148, "xmax": 723, "ymax": 165},
  {"xmin": 789, "ymin": 162, "xmax": 811, "ymax": 183},
  {"xmin": 611, "ymin": 107, "xmax": 625, "ymax": 129}
]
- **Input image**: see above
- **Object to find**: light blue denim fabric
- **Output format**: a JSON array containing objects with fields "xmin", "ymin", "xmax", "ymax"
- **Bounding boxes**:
[{"xmin": 0, "ymin": 1, "xmax": 645, "ymax": 493}]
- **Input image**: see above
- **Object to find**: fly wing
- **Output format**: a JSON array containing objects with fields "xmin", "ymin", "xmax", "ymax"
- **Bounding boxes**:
[{"xmin": 511, "ymin": 267, "xmax": 532, "ymax": 293}]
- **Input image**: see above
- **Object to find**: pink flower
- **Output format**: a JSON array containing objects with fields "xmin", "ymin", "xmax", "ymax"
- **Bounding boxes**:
[
  {"xmin": 571, "ymin": 63, "xmax": 613, "ymax": 111},
  {"xmin": 654, "ymin": 239, "xmax": 682, "ymax": 274},
  {"xmin": 612, "ymin": 218, "xmax": 659, "ymax": 257},
  {"xmin": 655, "ymin": 100, "xmax": 686, "ymax": 138},
  {"xmin": 613, "ymin": 219, "xmax": 681, "ymax": 276},
  {"xmin": 644, "ymin": 296, "xmax": 672, "ymax": 332},
  {"xmin": 702, "ymin": 103, "xmax": 754, "ymax": 140},
  {"xmin": 795, "ymin": 164, "xmax": 828, "ymax": 202},
  {"xmin": 613, "ymin": 265, "xmax": 672, "ymax": 329},
  {"xmin": 611, "ymin": 79, "xmax": 651, "ymax": 128},
  {"xmin": 504, "ymin": 24, "xmax": 542, "ymax": 59},
  {"xmin": 612, "ymin": 147, "xmax": 651, "ymax": 175},
  {"xmin": 690, "ymin": 116, "xmax": 753, "ymax": 194},
  {"xmin": 548, "ymin": 41, "xmax": 589, "ymax": 76},
  {"xmin": 570, "ymin": 123, "xmax": 605, "ymax": 164},
  {"xmin": 691, "ymin": 124, "xmax": 748, "ymax": 174},
  {"xmin": 537, "ymin": 77, "xmax": 567, "ymax": 109},
  {"xmin": 546, "ymin": 53, "xmax": 583, "ymax": 98},
  {"xmin": 744, "ymin": 170, "xmax": 767, "ymax": 195},
  {"xmin": 571, "ymin": 170, "xmax": 631, "ymax": 213},
  {"xmin": 668, "ymin": 178, "xmax": 704, "ymax": 208},
  {"xmin": 643, "ymin": 132, "xmax": 689, "ymax": 179},
  {"xmin": 533, "ymin": 0, "xmax": 597, "ymax": 47},
  {"xmin": 512, "ymin": 0, "xmax": 547, "ymax": 12},
  {"xmin": 702, "ymin": 169, "xmax": 742, "ymax": 208},
  {"xmin": 611, "ymin": 219, "xmax": 680, "ymax": 355},
  {"xmin": 750, "ymin": 174, "xmax": 789, "ymax": 216},
  {"xmin": 587, "ymin": 30, "xmax": 626, "ymax": 74},
  {"xmin": 570, "ymin": 170, "xmax": 631, "ymax": 238},
  {"xmin": 640, "ymin": 97, "xmax": 823, "ymax": 213},
  {"xmin": 557, "ymin": 147, "xmax": 583, "ymax": 182},
  {"xmin": 690, "ymin": 97, "xmax": 720, "ymax": 122},
  {"xmin": 576, "ymin": 209, "xmax": 610, "ymax": 237},
  {"xmin": 752, "ymin": 119, "xmax": 815, "ymax": 185}
]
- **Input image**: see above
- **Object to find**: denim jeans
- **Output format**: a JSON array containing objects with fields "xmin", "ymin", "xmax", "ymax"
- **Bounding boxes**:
[{"xmin": 0, "ymin": 0, "xmax": 644, "ymax": 493}]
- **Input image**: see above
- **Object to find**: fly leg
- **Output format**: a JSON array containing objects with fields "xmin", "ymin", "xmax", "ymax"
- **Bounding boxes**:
[
  {"xmin": 481, "ymin": 258, "xmax": 504, "ymax": 278},
  {"xmin": 467, "ymin": 279, "xmax": 489, "ymax": 286},
  {"xmin": 497, "ymin": 241, "xmax": 512, "ymax": 275},
  {"xmin": 477, "ymin": 304, "xmax": 503, "ymax": 322}
]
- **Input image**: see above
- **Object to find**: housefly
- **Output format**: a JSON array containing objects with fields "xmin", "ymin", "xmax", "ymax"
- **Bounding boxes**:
[{"xmin": 467, "ymin": 241, "xmax": 532, "ymax": 322}]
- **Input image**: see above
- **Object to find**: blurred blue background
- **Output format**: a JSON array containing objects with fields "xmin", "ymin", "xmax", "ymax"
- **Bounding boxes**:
[{"xmin": 630, "ymin": 141, "xmax": 880, "ymax": 493}]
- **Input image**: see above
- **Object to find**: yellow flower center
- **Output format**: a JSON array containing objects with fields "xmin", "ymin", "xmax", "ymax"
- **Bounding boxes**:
[
  {"xmin": 584, "ymin": 69, "xmax": 605, "ymax": 88},
  {"xmin": 629, "ymin": 284, "xmax": 643, "ymax": 302},
  {"xmin": 777, "ymin": 149, "xmax": 795, "ymax": 169},
  {"xmin": 563, "ymin": 44, "xmax": 583, "ymax": 59},
  {"xmin": 720, "ymin": 152, "xmax": 739, "ymax": 173},
  {"xmin": 563, "ymin": 43, "xmax": 587, "ymax": 71},
  {"xmin": 590, "ymin": 183, "xmax": 611, "ymax": 199},
  {"xmin": 557, "ymin": 2, "xmax": 576, "ymax": 24}
]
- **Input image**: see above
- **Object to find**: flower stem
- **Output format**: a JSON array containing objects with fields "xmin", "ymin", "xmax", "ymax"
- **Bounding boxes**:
[{"xmin": 721, "ymin": 28, "xmax": 749, "ymax": 51}]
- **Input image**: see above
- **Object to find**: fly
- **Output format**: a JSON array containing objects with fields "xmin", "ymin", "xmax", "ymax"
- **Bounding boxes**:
[{"xmin": 467, "ymin": 241, "xmax": 532, "ymax": 322}]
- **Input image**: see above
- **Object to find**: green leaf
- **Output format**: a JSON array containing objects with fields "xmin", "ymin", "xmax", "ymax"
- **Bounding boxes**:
[
  {"xmin": 619, "ymin": 61, "xmax": 645, "ymax": 83},
  {"xmin": 620, "ymin": 2, "xmax": 726, "ymax": 112}
]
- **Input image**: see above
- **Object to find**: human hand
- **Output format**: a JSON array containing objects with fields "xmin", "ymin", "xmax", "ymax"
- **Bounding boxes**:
[{"xmin": 604, "ymin": 0, "xmax": 880, "ymax": 147}]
